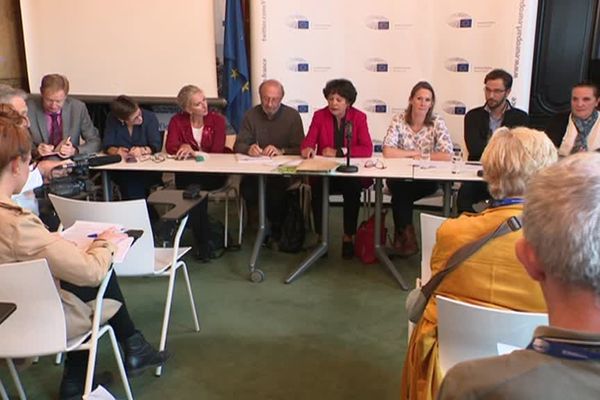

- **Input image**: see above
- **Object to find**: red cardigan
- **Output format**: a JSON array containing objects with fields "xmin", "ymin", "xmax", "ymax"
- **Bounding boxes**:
[
  {"xmin": 301, "ymin": 106, "xmax": 373, "ymax": 157},
  {"xmin": 166, "ymin": 111, "xmax": 226, "ymax": 154}
]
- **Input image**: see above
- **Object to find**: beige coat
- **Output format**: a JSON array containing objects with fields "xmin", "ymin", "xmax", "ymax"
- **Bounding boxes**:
[{"xmin": 0, "ymin": 198, "xmax": 119, "ymax": 338}]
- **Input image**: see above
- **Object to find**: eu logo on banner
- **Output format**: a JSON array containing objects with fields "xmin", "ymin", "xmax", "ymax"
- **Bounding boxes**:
[
  {"xmin": 378, "ymin": 21, "xmax": 390, "ymax": 30},
  {"xmin": 297, "ymin": 20, "xmax": 309, "ymax": 29},
  {"xmin": 454, "ymin": 106, "xmax": 466, "ymax": 115},
  {"xmin": 376, "ymin": 63, "xmax": 388, "ymax": 72},
  {"xmin": 297, "ymin": 104, "xmax": 309, "ymax": 113},
  {"xmin": 375, "ymin": 104, "xmax": 387, "ymax": 113},
  {"xmin": 456, "ymin": 63, "xmax": 469, "ymax": 72},
  {"xmin": 297, "ymin": 63, "xmax": 309, "ymax": 72},
  {"xmin": 459, "ymin": 18, "xmax": 472, "ymax": 28}
]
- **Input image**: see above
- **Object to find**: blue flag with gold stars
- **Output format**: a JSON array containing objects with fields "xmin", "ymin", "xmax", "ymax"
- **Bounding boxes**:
[{"xmin": 223, "ymin": 0, "xmax": 251, "ymax": 133}]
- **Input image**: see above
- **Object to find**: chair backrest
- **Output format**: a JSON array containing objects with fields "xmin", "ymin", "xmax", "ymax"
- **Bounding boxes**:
[
  {"xmin": 225, "ymin": 134, "xmax": 236, "ymax": 152},
  {"xmin": 437, "ymin": 295, "xmax": 548, "ymax": 374},
  {"xmin": 419, "ymin": 213, "xmax": 446, "ymax": 284},
  {"xmin": 161, "ymin": 129, "xmax": 168, "ymax": 153},
  {"xmin": 49, "ymin": 194, "xmax": 155, "ymax": 276},
  {"xmin": 0, "ymin": 259, "xmax": 66, "ymax": 358}
]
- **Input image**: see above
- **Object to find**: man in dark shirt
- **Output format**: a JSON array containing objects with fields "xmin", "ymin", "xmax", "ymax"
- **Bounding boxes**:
[
  {"xmin": 233, "ymin": 80, "xmax": 304, "ymax": 246},
  {"xmin": 457, "ymin": 69, "xmax": 529, "ymax": 212}
]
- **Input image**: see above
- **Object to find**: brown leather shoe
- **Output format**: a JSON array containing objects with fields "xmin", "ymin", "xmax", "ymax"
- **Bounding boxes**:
[
  {"xmin": 400, "ymin": 224, "xmax": 419, "ymax": 257},
  {"xmin": 392, "ymin": 231, "xmax": 405, "ymax": 252}
]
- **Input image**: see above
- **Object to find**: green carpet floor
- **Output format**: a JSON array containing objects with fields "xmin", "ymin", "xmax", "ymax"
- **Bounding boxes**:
[{"xmin": 1, "ymin": 207, "xmax": 426, "ymax": 399}]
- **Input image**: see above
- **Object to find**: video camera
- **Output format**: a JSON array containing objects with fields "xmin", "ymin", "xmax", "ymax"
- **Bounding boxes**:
[{"xmin": 35, "ymin": 154, "xmax": 122, "ymax": 198}]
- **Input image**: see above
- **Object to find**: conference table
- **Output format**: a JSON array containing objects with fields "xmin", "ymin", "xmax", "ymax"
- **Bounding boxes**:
[{"xmin": 94, "ymin": 154, "xmax": 482, "ymax": 290}]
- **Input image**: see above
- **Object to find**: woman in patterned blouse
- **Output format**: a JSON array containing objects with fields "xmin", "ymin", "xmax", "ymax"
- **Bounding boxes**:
[{"xmin": 382, "ymin": 81, "xmax": 453, "ymax": 256}]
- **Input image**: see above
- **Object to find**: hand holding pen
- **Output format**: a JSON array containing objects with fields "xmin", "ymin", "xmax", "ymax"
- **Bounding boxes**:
[
  {"xmin": 88, "ymin": 227, "xmax": 128, "ymax": 244},
  {"xmin": 248, "ymin": 143, "xmax": 263, "ymax": 157},
  {"xmin": 301, "ymin": 147, "xmax": 315, "ymax": 159}
]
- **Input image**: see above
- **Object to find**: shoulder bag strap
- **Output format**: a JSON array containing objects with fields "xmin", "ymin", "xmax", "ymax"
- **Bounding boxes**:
[{"xmin": 421, "ymin": 215, "xmax": 522, "ymax": 299}]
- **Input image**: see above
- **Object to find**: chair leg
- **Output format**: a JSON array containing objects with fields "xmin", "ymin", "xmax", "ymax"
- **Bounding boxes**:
[
  {"xmin": 6, "ymin": 358, "xmax": 26, "ymax": 400},
  {"xmin": 83, "ymin": 339, "xmax": 99, "ymax": 398},
  {"xmin": 107, "ymin": 327, "xmax": 133, "ymax": 400},
  {"xmin": 182, "ymin": 263, "xmax": 200, "ymax": 332},
  {"xmin": 224, "ymin": 195, "xmax": 229, "ymax": 248},
  {"xmin": 155, "ymin": 266, "xmax": 178, "ymax": 377},
  {"xmin": 237, "ymin": 198, "xmax": 244, "ymax": 246},
  {"xmin": 0, "ymin": 377, "xmax": 9, "ymax": 400}
]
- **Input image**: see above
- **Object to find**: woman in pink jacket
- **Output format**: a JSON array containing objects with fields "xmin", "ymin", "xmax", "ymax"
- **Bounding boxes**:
[
  {"xmin": 301, "ymin": 79, "xmax": 373, "ymax": 258},
  {"xmin": 166, "ymin": 85, "xmax": 229, "ymax": 261}
]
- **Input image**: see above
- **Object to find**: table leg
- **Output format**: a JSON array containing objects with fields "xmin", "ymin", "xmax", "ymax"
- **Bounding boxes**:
[
  {"xmin": 374, "ymin": 178, "xmax": 408, "ymax": 290},
  {"xmin": 248, "ymin": 175, "xmax": 266, "ymax": 282},
  {"xmin": 442, "ymin": 181, "xmax": 452, "ymax": 217},
  {"xmin": 285, "ymin": 176, "xmax": 329, "ymax": 283},
  {"xmin": 101, "ymin": 171, "xmax": 112, "ymax": 201}
]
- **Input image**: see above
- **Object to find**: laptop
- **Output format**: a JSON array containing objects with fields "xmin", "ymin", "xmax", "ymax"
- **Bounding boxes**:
[{"xmin": 0, "ymin": 302, "xmax": 17, "ymax": 325}]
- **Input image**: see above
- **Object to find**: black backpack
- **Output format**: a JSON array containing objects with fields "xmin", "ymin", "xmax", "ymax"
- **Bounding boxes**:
[
  {"xmin": 278, "ymin": 189, "xmax": 306, "ymax": 253},
  {"xmin": 207, "ymin": 216, "xmax": 232, "ymax": 258}
]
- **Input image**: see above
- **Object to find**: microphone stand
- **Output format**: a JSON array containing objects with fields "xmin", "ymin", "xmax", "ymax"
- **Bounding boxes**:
[{"xmin": 336, "ymin": 121, "xmax": 358, "ymax": 173}]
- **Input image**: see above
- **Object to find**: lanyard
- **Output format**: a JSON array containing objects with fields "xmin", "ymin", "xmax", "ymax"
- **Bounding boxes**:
[
  {"xmin": 490, "ymin": 197, "xmax": 524, "ymax": 208},
  {"xmin": 527, "ymin": 337, "xmax": 600, "ymax": 361}
]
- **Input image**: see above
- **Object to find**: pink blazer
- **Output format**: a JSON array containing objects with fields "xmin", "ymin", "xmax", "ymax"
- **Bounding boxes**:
[
  {"xmin": 166, "ymin": 111, "xmax": 226, "ymax": 154},
  {"xmin": 301, "ymin": 106, "xmax": 373, "ymax": 157}
]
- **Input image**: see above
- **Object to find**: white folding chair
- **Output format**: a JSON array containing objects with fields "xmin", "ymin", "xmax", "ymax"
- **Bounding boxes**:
[
  {"xmin": 49, "ymin": 194, "xmax": 200, "ymax": 376},
  {"xmin": 437, "ymin": 295, "xmax": 548, "ymax": 374},
  {"xmin": 407, "ymin": 214, "xmax": 447, "ymax": 339},
  {"xmin": 419, "ymin": 213, "xmax": 447, "ymax": 285},
  {"xmin": 0, "ymin": 259, "xmax": 133, "ymax": 400}
]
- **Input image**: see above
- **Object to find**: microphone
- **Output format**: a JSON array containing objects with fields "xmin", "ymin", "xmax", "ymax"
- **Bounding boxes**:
[
  {"xmin": 87, "ymin": 154, "xmax": 122, "ymax": 166},
  {"xmin": 336, "ymin": 121, "xmax": 358, "ymax": 173}
]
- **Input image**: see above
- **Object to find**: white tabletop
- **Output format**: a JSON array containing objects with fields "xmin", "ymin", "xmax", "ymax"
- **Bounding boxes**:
[
  {"xmin": 412, "ymin": 160, "xmax": 483, "ymax": 182},
  {"xmin": 93, "ymin": 153, "xmax": 482, "ymax": 182},
  {"xmin": 94, "ymin": 154, "xmax": 416, "ymax": 179}
]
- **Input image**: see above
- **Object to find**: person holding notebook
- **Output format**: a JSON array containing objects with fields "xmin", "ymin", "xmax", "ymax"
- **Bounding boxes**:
[{"xmin": 0, "ymin": 115, "xmax": 167, "ymax": 400}]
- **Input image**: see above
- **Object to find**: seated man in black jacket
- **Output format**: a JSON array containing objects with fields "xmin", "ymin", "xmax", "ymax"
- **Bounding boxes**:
[
  {"xmin": 458, "ymin": 69, "xmax": 529, "ymax": 212},
  {"xmin": 545, "ymin": 81, "xmax": 600, "ymax": 156}
]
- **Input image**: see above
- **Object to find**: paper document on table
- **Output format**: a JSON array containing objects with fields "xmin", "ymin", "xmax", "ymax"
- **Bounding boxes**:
[
  {"xmin": 61, "ymin": 221, "xmax": 134, "ymax": 263},
  {"xmin": 235, "ymin": 154, "xmax": 273, "ymax": 163},
  {"xmin": 296, "ymin": 157, "xmax": 339, "ymax": 172}
]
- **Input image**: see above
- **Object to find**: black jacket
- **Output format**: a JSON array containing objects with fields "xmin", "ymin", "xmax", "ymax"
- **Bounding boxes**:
[
  {"xmin": 544, "ymin": 112, "xmax": 570, "ymax": 148},
  {"xmin": 464, "ymin": 103, "xmax": 529, "ymax": 161}
]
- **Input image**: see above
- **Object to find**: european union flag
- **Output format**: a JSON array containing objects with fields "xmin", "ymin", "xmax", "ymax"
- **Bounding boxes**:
[{"xmin": 224, "ymin": 0, "xmax": 251, "ymax": 133}]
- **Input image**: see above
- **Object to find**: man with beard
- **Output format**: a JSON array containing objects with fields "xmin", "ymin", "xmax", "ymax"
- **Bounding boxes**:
[{"xmin": 457, "ymin": 69, "xmax": 529, "ymax": 213}]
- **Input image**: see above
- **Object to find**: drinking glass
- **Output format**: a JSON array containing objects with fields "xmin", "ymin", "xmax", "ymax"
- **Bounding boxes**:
[
  {"xmin": 419, "ymin": 145, "xmax": 431, "ymax": 169},
  {"xmin": 451, "ymin": 149, "xmax": 464, "ymax": 174}
]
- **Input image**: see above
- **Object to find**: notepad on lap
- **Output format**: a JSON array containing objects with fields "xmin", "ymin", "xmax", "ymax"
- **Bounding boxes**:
[{"xmin": 61, "ymin": 221, "xmax": 135, "ymax": 263}]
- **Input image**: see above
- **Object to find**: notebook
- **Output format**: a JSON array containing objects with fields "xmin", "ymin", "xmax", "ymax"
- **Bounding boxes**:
[{"xmin": 296, "ymin": 157, "xmax": 339, "ymax": 173}]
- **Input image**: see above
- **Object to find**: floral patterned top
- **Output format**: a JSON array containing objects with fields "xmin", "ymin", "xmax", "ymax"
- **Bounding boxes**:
[{"xmin": 383, "ymin": 111, "xmax": 453, "ymax": 153}]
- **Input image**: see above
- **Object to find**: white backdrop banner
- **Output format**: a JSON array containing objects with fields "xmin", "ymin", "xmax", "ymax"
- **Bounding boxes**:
[{"xmin": 249, "ymin": 0, "xmax": 538, "ymax": 151}]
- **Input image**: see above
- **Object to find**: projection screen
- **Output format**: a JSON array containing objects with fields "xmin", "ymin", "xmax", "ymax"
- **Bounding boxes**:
[{"xmin": 19, "ymin": 0, "xmax": 218, "ymax": 98}]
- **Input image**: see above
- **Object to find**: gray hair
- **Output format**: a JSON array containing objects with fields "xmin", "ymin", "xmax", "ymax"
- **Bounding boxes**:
[
  {"xmin": 0, "ymin": 85, "xmax": 27, "ymax": 104},
  {"xmin": 523, "ymin": 152, "xmax": 600, "ymax": 293},
  {"xmin": 482, "ymin": 126, "xmax": 558, "ymax": 199}
]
